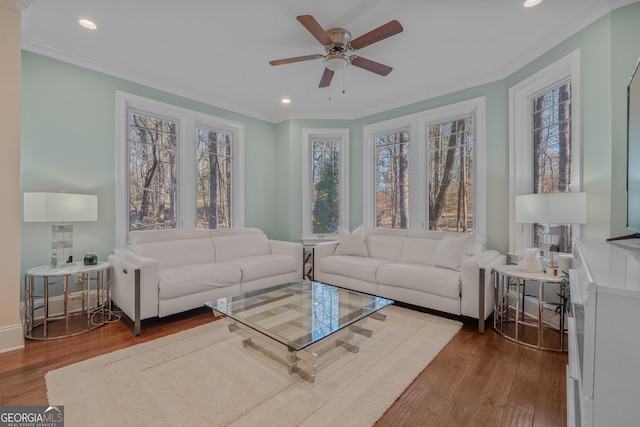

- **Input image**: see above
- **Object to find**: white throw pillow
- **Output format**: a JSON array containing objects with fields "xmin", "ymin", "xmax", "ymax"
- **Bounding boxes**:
[
  {"xmin": 334, "ymin": 225, "xmax": 369, "ymax": 257},
  {"xmin": 432, "ymin": 232, "xmax": 481, "ymax": 271}
]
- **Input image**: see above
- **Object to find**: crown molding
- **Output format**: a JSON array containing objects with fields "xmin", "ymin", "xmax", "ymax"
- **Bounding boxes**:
[
  {"xmin": 606, "ymin": 0, "xmax": 640, "ymax": 11},
  {"xmin": 0, "ymin": 0, "xmax": 32, "ymax": 12}
]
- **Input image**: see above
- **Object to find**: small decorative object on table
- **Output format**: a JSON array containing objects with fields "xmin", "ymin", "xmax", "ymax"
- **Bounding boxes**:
[
  {"xmin": 84, "ymin": 253, "xmax": 98, "ymax": 265},
  {"xmin": 519, "ymin": 247, "xmax": 543, "ymax": 273}
]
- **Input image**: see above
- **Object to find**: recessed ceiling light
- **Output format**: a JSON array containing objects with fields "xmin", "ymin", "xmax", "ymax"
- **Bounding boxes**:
[
  {"xmin": 281, "ymin": 98, "xmax": 291, "ymax": 104},
  {"xmin": 523, "ymin": 0, "xmax": 543, "ymax": 7},
  {"xmin": 79, "ymin": 19, "xmax": 97, "ymax": 30}
]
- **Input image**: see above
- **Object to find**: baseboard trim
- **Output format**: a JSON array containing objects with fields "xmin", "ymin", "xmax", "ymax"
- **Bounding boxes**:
[
  {"xmin": 21, "ymin": 290, "xmax": 101, "ymax": 321},
  {"xmin": 0, "ymin": 322, "xmax": 25, "ymax": 354}
]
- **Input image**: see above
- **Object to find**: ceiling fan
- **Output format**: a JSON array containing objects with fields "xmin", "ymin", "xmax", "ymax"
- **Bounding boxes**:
[{"xmin": 269, "ymin": 15, "xmax": 403, "ymax": 88}]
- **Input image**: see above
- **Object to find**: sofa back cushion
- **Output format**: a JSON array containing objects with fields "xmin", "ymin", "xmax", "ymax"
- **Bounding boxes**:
[
  {"xmin": 212, "ymin": 232, "xmax": 270, "ymax": 262},
  {"xmin": 364, "ymin": 228, "xmax": 407, "ymax": 262},
  {"xmin": 130, "ymin": 237, "xmax": 215, "ymax": 269},
  {"xmin": 401, "ymin": 237, "xmax": 443, "ymax": 265},
  {"xmin": 129, "ymin": 228, "xmax": 210, "ymax": 245},
  {"xmin": 432, "ymin": 232, "xmax": 482, "ymax": 271}
]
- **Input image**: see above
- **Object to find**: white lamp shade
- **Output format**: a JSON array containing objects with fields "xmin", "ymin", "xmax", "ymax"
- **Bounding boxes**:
[
  {"xmin": 24, "ymin": 192, "xmax": 98, "ymax": 222},
  {"xmin": 515, "ymin": 192, "xmax": 587, "ymax": 224}
]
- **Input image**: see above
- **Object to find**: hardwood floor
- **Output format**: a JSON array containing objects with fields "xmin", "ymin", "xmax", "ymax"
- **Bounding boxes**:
[{"xmin": 0, "ymin": 308, "xmax": 567, "ymax": 426}]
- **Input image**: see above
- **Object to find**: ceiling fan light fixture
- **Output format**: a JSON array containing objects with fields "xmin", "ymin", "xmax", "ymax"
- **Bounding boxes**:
[{"xmin": 324, "ymin": 55, "xmax": 350, "ymax": 72}]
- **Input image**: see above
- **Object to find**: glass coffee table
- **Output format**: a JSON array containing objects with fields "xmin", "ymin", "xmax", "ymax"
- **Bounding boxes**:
[{"xmin": 204, "ymin": 281, "xmax": 393, "ymax": 383}]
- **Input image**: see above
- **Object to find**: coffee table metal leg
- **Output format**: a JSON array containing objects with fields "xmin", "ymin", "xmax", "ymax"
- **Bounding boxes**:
[
  {"xmin": 335, "ymin": 339, "xmax": 359, "ymax": 353},
  {"xmin": 349, "ymin": 324, "xmax": 373, "ymax": 337},
  {"xmin": 370, "ymin": 312, "xmax": 387, "ymax": 321},
  {"xmin": 215, "ymin": 310, "xmax": 389, "ymax": 384}
]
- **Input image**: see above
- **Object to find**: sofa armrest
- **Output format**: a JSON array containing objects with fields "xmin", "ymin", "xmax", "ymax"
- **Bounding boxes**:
[
  {"xmin": 108, "ymin": 250, "xmax": 160, "ymax": 322},
  {"xmin": 269, "ymin": 239, "xmax": 304, "ymax": 279},
  {"xmin": 460, "ymin": 250, "xmax": 506, "ymax": 323},
  {"xmin": 313, "ymin": 241, "xmax": 339, "ymax": 282}
]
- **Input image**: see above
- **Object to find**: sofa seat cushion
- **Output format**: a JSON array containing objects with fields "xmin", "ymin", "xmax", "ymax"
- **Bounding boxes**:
[
  {"xmin": 223, "ymin": 254, "xmax": 297, "ymax": 283},
  {"xmin": 377, "ymin": 263, "xmax": 461, "ymax": 300},
  {"xmin": 320, "ymin": 255, "xmax": 393, "ymax": 283},
  {"xmin": 158, "ymin": 263, "xmax": 242, "ymax": 300}
]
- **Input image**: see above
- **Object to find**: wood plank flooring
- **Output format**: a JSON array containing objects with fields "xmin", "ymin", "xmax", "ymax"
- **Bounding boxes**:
[{"xmin": 0, "ymin": 308, "xmax": 567, "ymax": 426}]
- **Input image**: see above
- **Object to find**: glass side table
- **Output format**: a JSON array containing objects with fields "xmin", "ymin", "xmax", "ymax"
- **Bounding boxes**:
[
  {"xmin": 493, "ymin": 264, "xmax": 567, "ymax": 352},
  {"xmin": 24, "ymin": 261, "xmax": 111, "ymax": 340}
]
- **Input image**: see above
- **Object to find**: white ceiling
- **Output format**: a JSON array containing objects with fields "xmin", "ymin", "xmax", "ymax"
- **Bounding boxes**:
[{"xmin": 20, "ymin": 0, "xmax": 638, "ymax": 123}]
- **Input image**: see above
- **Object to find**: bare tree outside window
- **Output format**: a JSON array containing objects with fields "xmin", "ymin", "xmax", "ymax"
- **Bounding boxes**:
[
  {"xmin": 428, "ymin": 117, "xmax": 474, "ymax": 231},
  {"xmin": 375, "ymin": 130, "xmax": 410, "ymax": 228},
  {"xmin": 311, "ymin": 138, "xmax": 340, "ymax": 234},
  {"xmin": 128, "ymin": 111, "xmax": 177, "ymax": 230},
  {"xmin": 532, "ymin": 81, "xmax": 572, "ymax": 252},
  {"xmin": 196, "ymin": 127, "xmax": 232, "ymax": 229}
]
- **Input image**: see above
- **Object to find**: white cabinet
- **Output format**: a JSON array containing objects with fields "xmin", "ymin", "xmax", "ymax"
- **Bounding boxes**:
[{"xmin": 567, "ymin": 239, "xmax": 640, "ymax": 427}]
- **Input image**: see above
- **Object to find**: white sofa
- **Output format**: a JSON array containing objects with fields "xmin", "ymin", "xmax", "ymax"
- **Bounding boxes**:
[
  {"xmin": 314, "ymin": 227, "xmax": 505, "ymax": 331},
  {"xmin": 108, "ymin": 227, "xmax": 302, "ymax": 332}
]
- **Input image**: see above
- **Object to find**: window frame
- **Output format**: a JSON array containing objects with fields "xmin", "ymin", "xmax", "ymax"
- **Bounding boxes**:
[
  {"xmin": 301, "ymin": 128, "xmax": 349, "ymax": 244},
  {"xmin": 363, "ymin": 97, "xmax": 486, "ymax": 234},
  {"xmin": 508, "ymin": 49, "xmax": 581, "ymax": 254},
  {"xmin": 115, "ymin": 91, "xmax": 244, "ymax": 248}
]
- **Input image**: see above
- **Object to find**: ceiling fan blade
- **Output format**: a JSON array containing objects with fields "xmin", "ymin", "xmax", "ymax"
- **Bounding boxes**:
[
  {"xmin": 269, "ymin": 54, "xmax": 323, "ymax": 66},
  {"xmin": 351, "ymin": 56, "xmax": 393, "ymax": 76},
  {"xmin": 297, "ymin": 15, "xmax": 333, "ymax": 46},
  {"xmin": 319, "ymin": 68, "xmax": 335, "ymax": 88},
  {"xmin": 349, "ymin": 20, "xmax": 403, "ymax": 50}
]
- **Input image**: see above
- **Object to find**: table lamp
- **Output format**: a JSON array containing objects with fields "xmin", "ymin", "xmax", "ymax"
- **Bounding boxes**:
[
  {"xmin": 23, "ymin": 192, "xmax": 98, "ymax": 267},
  {"xmin": 515, "ymin": 191, "xmax": 587, "ymax": 256}
]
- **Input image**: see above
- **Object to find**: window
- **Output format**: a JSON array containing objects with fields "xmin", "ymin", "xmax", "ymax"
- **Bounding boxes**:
[
  {"xmin": 509, "ymin": 50, "xmax": 581, "ymax": 254},
  {"xmin": 363, "ymin": 97, "xmax": 486, "ymax": 234},
  {"xmin": 196, "ymin": 127, "xmax": 233, "ymax": 229},
  {"xmin": 428, "ymin": 116, "xmax": 474, "ymax": 231},
  {"xmin": 302, "ymin": 129, "xmax": 349, "ymax": 243},
  {"xmin": 375, "ymin": 129, "xmax": 410, "ymax": 229},
  {"xmin": 116, "ymin": 92, "xmax": 244, "ymax": 248},
  {"xmin": 532, "ymin": 81, "xmax": 573, "ymax": 251},
  {"xmin": 127, "ymin": 111, "xmax": 178, "ymax": 230}
]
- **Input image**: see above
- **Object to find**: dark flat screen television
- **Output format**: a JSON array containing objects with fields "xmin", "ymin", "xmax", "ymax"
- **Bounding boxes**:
[{"xmin": 627, "ymin": 58, "xmax": 640, "ymax": 234}]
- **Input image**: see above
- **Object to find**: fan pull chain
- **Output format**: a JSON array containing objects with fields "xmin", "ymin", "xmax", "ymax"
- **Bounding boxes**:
[
  {"xmin": 329, "ymin": 69, "xmax": 347, "ymax": 101},
  {"xmin": 342, "ymin": 68, "xmax": 346, "ymax": 94}
]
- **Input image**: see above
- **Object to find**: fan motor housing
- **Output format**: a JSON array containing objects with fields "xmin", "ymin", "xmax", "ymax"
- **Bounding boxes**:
[{"xmin": 326, "ymin": 28, "xmax": 351, "ymax": 52}]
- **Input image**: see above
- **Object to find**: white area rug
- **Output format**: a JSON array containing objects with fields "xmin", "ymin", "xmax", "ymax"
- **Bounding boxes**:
[{"xmin": 46, "ymin": 306, "xmax": 461, "ymax": 427}]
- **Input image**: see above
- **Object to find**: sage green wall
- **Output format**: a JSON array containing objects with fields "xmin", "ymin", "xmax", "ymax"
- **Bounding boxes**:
[
  {"xmin": 275, "ymin": 3, "xmax": 640, "ymax": 250},
  {"xmin": 274, "ymin": 79, "xmax": 509, "ymax": 249},
  {"xmin": 352, "ymin": 81, "xmax": 509, "ymax": 251},
  {"xmin": 273, "ymin": 119, "xmax": 356, "ymax": 242},
  {"xmin": 503, "ymin": 2, "xmax": 639, "ymax": 240},
  {"xmin": 20, "ymin": 52, "xmax": 279, "ymax": 282},
  {"xmin": 20, "ymin": 3, "xmax": 640, "ymax": 284},
  {"xmin": 504, "ymin": 12, "xmax": 615, "ymax": 241}
]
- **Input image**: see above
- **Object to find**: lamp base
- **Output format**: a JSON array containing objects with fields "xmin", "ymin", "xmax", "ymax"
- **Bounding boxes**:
[{"xmin": 51, "ymin": 224, "xmax": 73, "ymax": 267}]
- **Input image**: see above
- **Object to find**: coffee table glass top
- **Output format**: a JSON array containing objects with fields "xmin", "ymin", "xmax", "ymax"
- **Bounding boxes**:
[{"xmin": 204, "ymin": 281, "xmax": 393, "ymax": 351}]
